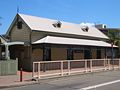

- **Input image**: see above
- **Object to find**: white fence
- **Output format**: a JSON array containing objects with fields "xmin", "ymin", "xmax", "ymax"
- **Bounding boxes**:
[{"xmin": 33, "ymin": 59, "xmax": 120, "ymax": 79}]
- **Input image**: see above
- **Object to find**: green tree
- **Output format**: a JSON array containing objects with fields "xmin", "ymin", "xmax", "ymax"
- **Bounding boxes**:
[{"xmin": 107, "ymin": 29, "xmax": 120, "ymax": 57}]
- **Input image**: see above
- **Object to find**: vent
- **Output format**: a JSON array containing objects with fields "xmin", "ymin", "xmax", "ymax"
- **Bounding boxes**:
[
  {"xmin": 52, "ymin": 21, "xmax": 62, "ymax": 28},
  {"xmin": 17, "ymin": 21, "xmax": 22, "ymax": 29},
  {"xmin": 81, "ymin": 26, "xmax": 89, "ymax": 32}
]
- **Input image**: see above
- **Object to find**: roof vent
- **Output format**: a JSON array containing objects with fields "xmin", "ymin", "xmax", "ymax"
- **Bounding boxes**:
[
  {"xmin": 81, "ymin": 26, "xmax": 89, "ymax": 32},
  {"xmin": 52, "ymin": 21, "xmax": 62, "ymax": 28}
]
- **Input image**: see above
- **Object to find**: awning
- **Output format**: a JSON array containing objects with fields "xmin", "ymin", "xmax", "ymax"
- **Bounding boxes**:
[
  {"xmin": 4, "ymin": 42, "xmax": 24, "ymax": 46},
  {"xmin": 33, "ymin": 36, "xmax": 117, "ymax": 47},
  {"xmin": 2, "ymin": 42, "xmax": 24, "ymax": 60}
]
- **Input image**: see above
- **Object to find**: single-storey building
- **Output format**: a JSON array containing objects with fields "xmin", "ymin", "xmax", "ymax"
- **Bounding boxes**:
[{"xmin": 4, "ymin": 13, "xmax": 118, "ymax": 71}]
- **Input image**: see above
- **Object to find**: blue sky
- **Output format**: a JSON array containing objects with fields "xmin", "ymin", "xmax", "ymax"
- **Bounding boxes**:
[{"xmin": 0, "ymin": 0, "xmax": 120, "ymax": 34}]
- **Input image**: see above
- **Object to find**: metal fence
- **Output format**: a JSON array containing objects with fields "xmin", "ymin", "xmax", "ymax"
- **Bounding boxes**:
[
  {"xmin": 33, "ymin": 59, "xmax": 120, "ymax": 79},
  {"xmin": 0, "ymin": 59, "xmax": 18, "ymax": 76}
]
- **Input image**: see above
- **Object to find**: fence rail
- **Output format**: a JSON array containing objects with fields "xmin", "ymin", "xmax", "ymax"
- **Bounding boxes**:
[{"xmin": 33, "ymin": 59, "xmax": 120, "ymax": 79}]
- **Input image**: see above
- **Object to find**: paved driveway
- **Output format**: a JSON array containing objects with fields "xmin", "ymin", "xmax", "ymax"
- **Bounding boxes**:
[{"xmin": 1, "ymin": 70, "xmax": 120, "ymax": 90}]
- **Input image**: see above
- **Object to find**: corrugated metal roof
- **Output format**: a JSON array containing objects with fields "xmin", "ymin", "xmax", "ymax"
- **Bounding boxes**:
[
  {"xmin": 33, "ymin": 36, "xmax": 115, "ymax": 47},
  {"xmin": 18, "ymin": 14, "xmax": 108, "ymax": 39}
]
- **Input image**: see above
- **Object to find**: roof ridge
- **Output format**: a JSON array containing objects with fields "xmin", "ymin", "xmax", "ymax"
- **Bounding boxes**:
[{"xmin": 18, "ymin": 13, "xmax": 80, "ymax": 26}]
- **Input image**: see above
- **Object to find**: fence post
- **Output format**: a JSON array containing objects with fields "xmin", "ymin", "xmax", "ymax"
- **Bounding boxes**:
[
  {"xmin": 118, "ymin": 59, "xmax": 120, "ymax": 69},
  {"xmin": 90, "ymin": 59, "xmax": 92, "ymax": 72},
  {"xmin": 38, "ymin": 62, "xmax": 40, "ymax": 79},
  {"xmin": 104, "ymin": 59, "xmax": 106, "ymax": 70},
  {"xmin": 20, "ymin": 68, "xmax": 23, "ymax": 82},
  {"xmin": 108, "ymin": 59, "xmax": 110, "ymax": 70},
  {"xmin": 61, "ymin": 61, "xmax": 63, "ymax": 76},
  {"xmin": 32, "ymin": 62, "xmax": 34, "ymax": 78},
  {"xmin": 85, "ymin": 60, "xmax": 87, "ymax": 73},
  {"xmin": 68, "ymin": 60, "xmax": 70, "ymax": 75}
]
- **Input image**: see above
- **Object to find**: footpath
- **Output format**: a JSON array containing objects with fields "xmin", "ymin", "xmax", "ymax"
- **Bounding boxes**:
[{"xmin": 0, "ymin": 71, "xmax": 37, "ymax": 89}]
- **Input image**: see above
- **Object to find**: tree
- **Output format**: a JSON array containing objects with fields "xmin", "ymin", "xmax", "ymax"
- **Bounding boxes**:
[{"xmin": 107, "ymin": 29, "xmax": 120, "ymax": 57}]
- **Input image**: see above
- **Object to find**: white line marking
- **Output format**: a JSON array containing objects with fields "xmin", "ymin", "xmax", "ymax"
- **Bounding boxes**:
[{"xmin": 79, "ymin": 79, "xmax": 120, "ymax": 90}]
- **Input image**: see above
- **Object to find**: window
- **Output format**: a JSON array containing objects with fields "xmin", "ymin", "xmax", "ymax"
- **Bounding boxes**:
[
  {"xmin": 81, "ymin": 26, "xmax": 89, "ymax": 32},
  {"xmin": 97, "ymin": 49, "xmax": 101, "ymax": 59},
  {"xmin": 67, "ymin": 48, "xmax": 73, "ymax": 60},
  {"xmin": 17, "ymin": 21, "xmax": 22, "ymax": 29},
  {"xmin": 43, "ymin": 47, "xmax": 51, "ymax": 61},
  {"xmin": 52, "ymin": 21, "xmax": 62, "ymax": 28}
]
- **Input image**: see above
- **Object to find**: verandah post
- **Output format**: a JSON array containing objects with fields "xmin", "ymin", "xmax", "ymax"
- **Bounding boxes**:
[
  {"xmin": 38, "ymin": 62, "xmax": 40, "ymax": 79},
  {"xmin": 119, "ymin": 59, "xmax": 120, "ymax": 69},
  {"xmin": 68, "ymin": 60, "xmax": 70, "ymax": 75},
  {"xmin": 32, "ymin": 62, "xmax": 35, "ymax": 78},
  {"xmin": 104, "ymin": 59, "xmax": 106, "ymax": 70},
  {"xmin": 108, "ymin": 59, "xmax": 110, "ymax": 70},
  {"xmin": 61, "ymin": 61, "xmax": 63, "ymax": 76},
  {"xmin": 90, "ymin": 59, "xmax": 92, "ymax": 72},
  {"xmin": 85, "ymin": 60, "xmax": 87, "ymax": 72}
]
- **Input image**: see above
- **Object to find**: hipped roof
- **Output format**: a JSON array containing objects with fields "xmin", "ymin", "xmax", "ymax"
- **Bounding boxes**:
[{"xmin": 33, "ymin": 36, "xmax": 115, "ymax": 47}]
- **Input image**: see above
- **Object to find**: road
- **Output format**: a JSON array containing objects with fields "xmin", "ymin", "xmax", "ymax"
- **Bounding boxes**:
[{"xmin": 1, "ymin": 70, "xmax": 120, "ymax": 90}]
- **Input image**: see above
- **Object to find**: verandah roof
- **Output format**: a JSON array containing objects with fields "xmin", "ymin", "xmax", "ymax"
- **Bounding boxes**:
[{"xmin": 33, "ymin": 36, "xmax": 116, "ymax": 47}]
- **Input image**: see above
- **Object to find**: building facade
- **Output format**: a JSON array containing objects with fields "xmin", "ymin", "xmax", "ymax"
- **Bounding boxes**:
[{"xmin": 4, "ymin": 14, "xmax": 117, "ymax": 71}]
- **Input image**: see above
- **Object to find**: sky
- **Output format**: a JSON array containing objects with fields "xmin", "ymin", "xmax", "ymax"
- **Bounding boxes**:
[{"xmin": 0, "ymin": 0, "xmax": 120, "ymax": 34}]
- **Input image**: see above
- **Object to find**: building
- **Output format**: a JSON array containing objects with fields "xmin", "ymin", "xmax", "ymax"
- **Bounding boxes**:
[{"xmin": 4, "ymin": 13, "xmax": 117, "ymax": 71}]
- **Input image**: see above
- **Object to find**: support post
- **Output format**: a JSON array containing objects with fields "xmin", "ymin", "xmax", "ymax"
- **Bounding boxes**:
[
  {"xmin": 90, "ymin": 59, "xmax": 92, "ymax": 72},
  {"xmin": 111, "ymin": 43, "xmax": 114, "ymax": 61},
  {"xmin": 118, "ymin": 59, "xmax": 120, "ymax": 69},
  {"xmin": 61, "ymin": 61, "xmax": 63, "ymax": 76},
  {"xmin": 104, "ymin": 59, "xmax": 106, "ymax": 70},
  {"xmin": 5, "ymin": 45, "xmax": 10, "ymax": 60},
  {"xmin": 38, "ymin": 62, "xmax": 40, "ymax": 79},
  {"xmin": 68, "ymin": 61, "xmax": 70, "ymax": 75},
  {"xmin": 43, "ymin": 46, "xmax": 46, "ymax": 72},
  {"xmin": 32, "ymin": 62, "xmax": 34, "ymax": 78},
  {"xmin": 85, "ymin": 60, "xmax": 87, "ymax": 72},
  {"xmin": 108, "ymin": 59, "xmax": 110, "ymax": 70}
]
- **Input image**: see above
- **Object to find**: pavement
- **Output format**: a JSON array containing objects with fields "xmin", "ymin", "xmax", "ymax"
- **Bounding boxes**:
[
  {"xmin": 0, "ymin": 71, "xmax": 37, "ymax": 89},
  {"xmin": 1, "ymin": 70, "xmax": 120, "ymax": 90}
]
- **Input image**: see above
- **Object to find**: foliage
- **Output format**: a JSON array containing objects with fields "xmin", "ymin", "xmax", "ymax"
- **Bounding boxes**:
[
  {"xmin": 107, "ymin": 29, "xmax": 120, "ymax": 56},
  {"xmin": 108, "ymin": 30, "xmax": 120, "ymax": 43}
]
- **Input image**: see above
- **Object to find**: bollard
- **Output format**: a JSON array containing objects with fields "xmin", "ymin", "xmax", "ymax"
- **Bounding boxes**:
[{"xmin": 20, "ymin": 68, "xmax": 23, "ymax": 82}]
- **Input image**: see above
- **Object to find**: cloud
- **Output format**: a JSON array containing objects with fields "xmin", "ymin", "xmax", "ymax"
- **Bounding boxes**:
[{"xmin": 80, "ymin": 23, "xmax": 95, "ymax": 26}]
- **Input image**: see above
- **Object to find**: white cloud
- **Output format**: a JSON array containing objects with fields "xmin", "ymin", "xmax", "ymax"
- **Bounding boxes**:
[{"xmin": 80, "ymin": 23, "xmax": 95, "ymax": 26}]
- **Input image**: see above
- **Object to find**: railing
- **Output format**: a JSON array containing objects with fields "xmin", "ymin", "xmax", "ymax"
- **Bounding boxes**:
[{"xmin": 32, "ymin": 59, "xmax": 120, "ymax": 79}]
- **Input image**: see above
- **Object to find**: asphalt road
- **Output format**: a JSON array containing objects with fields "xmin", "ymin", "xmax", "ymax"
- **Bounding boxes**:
[{"xmin": 1, "ymin": 70, "xmax": 120, "ymax": 90}]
